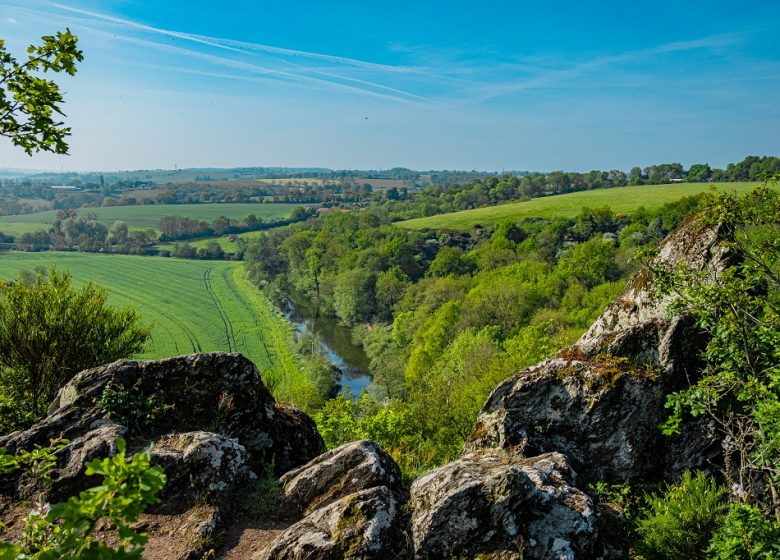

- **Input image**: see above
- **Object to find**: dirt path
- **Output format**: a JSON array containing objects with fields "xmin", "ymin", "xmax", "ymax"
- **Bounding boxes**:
[{"xmin": 217, "ymin": 520, "xmax": 291, "ymax": 559}]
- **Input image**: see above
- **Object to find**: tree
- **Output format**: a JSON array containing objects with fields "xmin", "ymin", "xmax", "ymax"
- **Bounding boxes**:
[
  {"xmin": 0, "ymin": 29, "xmax": 84, "ymax": 154},
  {"xmin": 0, "ymin": 267, "xmax": 150, "ymax": 429}
]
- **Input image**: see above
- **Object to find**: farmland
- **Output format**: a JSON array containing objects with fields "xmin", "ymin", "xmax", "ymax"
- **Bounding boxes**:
[
  {"xmin": 397, "ymin": 181, "xmax": 764, "ymax": 230},
  {"xmin": 0, "ymin": 252, "xmax": 306, "ymax": 401},
  {"xmin": 0, "ymin": 202, "xmax": 305, "ymax": 236}
]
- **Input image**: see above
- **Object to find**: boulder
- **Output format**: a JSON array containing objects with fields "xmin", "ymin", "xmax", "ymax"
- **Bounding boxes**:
[
  {"xmin": 278, "ymin": 440, "xmax": 402, "ymax": 517},
  {"xmin": 261, "ymin": 486, "xmax": 407, "ymax": 560},
  {"xmin": 409, "ymin": 451, "xmax": 596, "ymax": 560},
  {"xmin": 0, "ymin": 353, "xmax": 324, "ymax": 477},
  {"xmin": 151, "ymin": 431, "xmax": 253, "ymax": 508},
  {"xmin": 49, "ymin": 421, "xmax": 127, "ymax": 501}
]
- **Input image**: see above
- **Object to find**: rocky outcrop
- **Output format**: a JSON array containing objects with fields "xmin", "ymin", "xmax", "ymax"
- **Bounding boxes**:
[
  {"xmin": 0, "ymin": 353, "xmax": 324, "ymax": 479},
  {"xmin": 466, "ymin": 217, "xmax": 727, "ymax": 483},
  {"xmin": 261, "ymin": 486, "xmax": 407, "ymax": 560},
  {"xmin": 0, "ymin": 353, "xmax": 326, "ymax": 560},
  {"xmin": 278, "ymin": 440, "xmax": 403, "ymax": 518},
  {"xmin": 410, "ymin": 451, "xmax": 596, "ymax": 560},
  {"xmin": 576, "ymin": 215, "xmax": 728, "ymax": 379}
]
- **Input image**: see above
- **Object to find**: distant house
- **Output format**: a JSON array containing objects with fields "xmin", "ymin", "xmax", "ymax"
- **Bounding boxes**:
[
  {"xmin": 669, "ymin": 178, "xmax": 685, "ymax": 183},
  {"xmin": 50, "ymin": 185, "xmax": 81, "ymax": 191}
]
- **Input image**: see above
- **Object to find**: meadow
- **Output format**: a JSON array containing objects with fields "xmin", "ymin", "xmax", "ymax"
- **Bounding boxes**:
[
  {"xmin": 156, "ymin": 230, "xmax": 268, "ymax": 253},
  {"xmin": 398, "ymin": 181, "xmax": 763, "ymax": 230},
  {"xmin": 0, "ymin": 252, "xmax": 303, "ymax": 396},
  {"xmin": 0, "ymin": 202, "xmax": 304, "ymax": 236}
]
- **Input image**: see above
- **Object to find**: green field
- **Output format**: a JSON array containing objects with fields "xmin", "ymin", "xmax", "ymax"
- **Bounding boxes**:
[
  {"xmin": 155, "ymin": 230, "xmax": 269, "ymax": 253},
  {"xmin": 0, "ymin": 203, "xmax": 305, "ymax": 236},
  {"xmin": 398, "ymin": 182, "xmax": 764, "ymax": 231},
  {"xmin": 0, "ymin": 252, "xmax": 300, "ymax": 386}
]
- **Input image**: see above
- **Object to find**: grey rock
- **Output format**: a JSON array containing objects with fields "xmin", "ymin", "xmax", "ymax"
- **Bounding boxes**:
[
  {"xmin": 278, "ymin": 440, "xmax": 402, "ymax": 517},
  {"xmin": 51, "ymin": 422, "xmax": 126, "ymax": 495},
  {"xmin": 261, "ymin": 486, "xmax": 407, "ymax": 560},
  {"xmin": 576, "ymin": 216, "xmax": 729, "ymax": 379},
  {"xmin": 151, "ymin": 431, "xmax": 252, "ymax": 507},
  {"xmin": 410, "ymin": 451, "xmax": 596, "ymax": 560},
  {"xmin": 1, "ymin": 353, "xmax": 324, "ymax": 476}
]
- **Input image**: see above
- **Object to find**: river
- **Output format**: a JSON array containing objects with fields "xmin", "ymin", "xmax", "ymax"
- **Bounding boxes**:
[{"xmin": 283, "ymin": 293, "xmax": 372, "ymax": 396}]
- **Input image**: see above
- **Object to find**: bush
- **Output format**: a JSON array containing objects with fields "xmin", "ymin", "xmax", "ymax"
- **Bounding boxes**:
[
  {"xmin": 708, "ymin": 504, "xmax": 780, "ymax": 560},
  {"xmin": 0, "ymin": 267, "xmax": 151, "ymax": 433},
  {"xmin": 635, "ymin": 471, "xmax": 728, "ymax": 560}
]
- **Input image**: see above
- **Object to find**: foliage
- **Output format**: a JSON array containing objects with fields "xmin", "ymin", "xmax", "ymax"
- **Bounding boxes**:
[
  {"xmin": 0, "ymin": 30, "xmax": 83, "ymax": 154},
  {"xmin": 0, "ymin": 267, "xmax": 150, "ymax": 430},
  {"xmin": 0, "ymin": 438, "xmax": 68, "ymax": 486},
  {"xmin": 708, "ymin": 504, "xmax": 780, "ymax": 560},
  {"xmin": 0, "ymin": 438, "xmax": 166, "ymax": 559},
  {"xmin": 653, "ymin": 183, "xmax": 780, "ymax": 516},
  {"xmin": 0, "ymin": 255, "xmax": 328, "ymax": 414},
  {"xmin": 635, "ymin": 471, "xmax": 728, "ymax": 560},
  {"xmin": 98, "ymin": 385, "xmax": 172, "ymax": 435}
]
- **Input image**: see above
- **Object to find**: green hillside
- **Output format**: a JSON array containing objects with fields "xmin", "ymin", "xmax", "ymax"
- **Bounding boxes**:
[{"xmin": 397, "ymin": 182, "xmax": 762, "ymax": 230}]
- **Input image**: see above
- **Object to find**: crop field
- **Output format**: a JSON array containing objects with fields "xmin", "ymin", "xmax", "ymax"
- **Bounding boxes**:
[
  {"xmin": 0, "ymin": 252, "xmax": 300, "ymax": 387},
  {"xmin": 0, "ymin": 202, "xmax": 305, "ymax": 236},
  {"xmin": 398, "ymin": 182, "xmax": 764, "ymax": 231}
]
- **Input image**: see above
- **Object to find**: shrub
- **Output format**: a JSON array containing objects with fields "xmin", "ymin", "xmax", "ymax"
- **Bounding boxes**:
[
  {"xmin": 708, "ymin": 504, "xmax": 780, "ymax": 560},
  {"xmin": 635, "ymin": 471, "xmax": 728, "ymax": 560},
  {"xmin": 0, "ymin": 267, "xmax": 150, "ymax": 433}
]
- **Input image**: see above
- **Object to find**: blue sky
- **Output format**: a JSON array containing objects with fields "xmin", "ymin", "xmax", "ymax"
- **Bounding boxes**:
[{"xmin": 1, "ymin": 0, "xmax": 779, "ymax": 171}]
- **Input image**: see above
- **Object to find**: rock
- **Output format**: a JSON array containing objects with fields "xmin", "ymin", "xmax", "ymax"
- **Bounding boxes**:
[
  {"xmin": 49, "ymin": 421, "xmax": 127, "ymax": 501},
  {"xmin": 576, "ymin": 216, "xmax": 730, "ymax": 380},
  {"xmin": 278, "ymin": 440, "xmax": 402, "ymax": 517},
  {"xmin": 465, "ymin": 356, "xmax": 667, "ymax": 481},
  {"xmin": 261, "ymin": 486, "xmax": 407, "ymax": 560},
  {"xmin": 409, "ymin": 451, "xmax": 596, "ymax": 560},
  {"xmin": 466, "ymin": 217, "xmax": 727, "ymax": 482},
  {"xmin": 151, "ymin": 431, "xmax": 253, "ymax": 508},
  {"xmin": 1, "ymin": 353, "xmax": 324, "ymax": 476}
]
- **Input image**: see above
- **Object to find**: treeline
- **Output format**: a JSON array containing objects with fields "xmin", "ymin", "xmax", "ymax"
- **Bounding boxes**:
[
  {"xmin": 384, "ymin": 155, "xmax": 780, "ymax": 220},
  {"xmin": 2, "ymin": 207, "xmax": 314, "ymax": 255},
  {"xmin": 158, "ymin": 207, "xmax": 312, "ymax": 241},
  {"xmin": 243, "ymin": 194, "xmax": 702, "ymax": 472}
]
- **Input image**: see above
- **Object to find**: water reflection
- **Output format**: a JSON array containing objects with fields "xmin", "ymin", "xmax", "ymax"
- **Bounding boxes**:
[{"xmin": 283, "ymin": 294, "xmax": 372, "ymax": 397}]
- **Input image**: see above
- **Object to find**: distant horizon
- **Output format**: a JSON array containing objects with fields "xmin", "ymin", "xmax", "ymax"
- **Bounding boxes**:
[
  {"xmin": 2, "ymin": 154, "xmax": 778, "ymax": 178},
  {"xmin": 2, "ymin": 1, "xmax": 779, "ymax": 171}
]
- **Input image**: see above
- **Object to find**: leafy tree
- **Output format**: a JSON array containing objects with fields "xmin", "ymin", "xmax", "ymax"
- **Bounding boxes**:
[
  {"xmin": 427, "ymin": 246, "xmax": 475, "ymax": 277},
  {"xmin": 374, "ymin": 266, "xmax": 410, "ymax": 320},
  {"xmin": 0, "ymin": 267, "xmax": 150, "ymax": 430},
  {"xmin": 332, "ymin": 268, "xmax": 374, "ymax": 326},
  {"xmin": 0, "ymin": 30, "xmax": 83, "ymax": 154}
]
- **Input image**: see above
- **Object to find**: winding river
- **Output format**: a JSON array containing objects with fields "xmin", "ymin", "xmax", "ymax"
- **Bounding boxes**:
[{"xmin": 283, "ymin": 293, "xmax": 372, "ymax": 396}]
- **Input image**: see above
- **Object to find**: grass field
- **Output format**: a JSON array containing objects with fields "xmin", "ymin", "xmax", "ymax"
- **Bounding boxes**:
[
  {"xmin": 397, "ymin": 182, "xmax": 764, "ymax": 231},
  {"xmin": 155, "ymin": 230, "xmax": 269, "ymax": 253},
  {"xmin": 0, "ymin": 203, "xmax": 305, "ymax": 236},
  {"xmin": 0, "ymin": 252, "xmax": 301, "ymax": 391}
]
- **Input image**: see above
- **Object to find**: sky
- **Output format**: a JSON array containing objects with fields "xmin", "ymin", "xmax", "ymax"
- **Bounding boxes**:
[{"xmin": 1, "ymin": 0, "xmax": 779, "ymax": 172}]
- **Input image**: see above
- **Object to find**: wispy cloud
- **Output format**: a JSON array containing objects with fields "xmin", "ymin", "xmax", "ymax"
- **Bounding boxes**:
[
  {"xmin": 476, "ymin": 32, "xmax": 745, "ymax": 101},
  {"xmin": 37, "ymin": 1, "xmax": 445, "ymax": 105}
]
